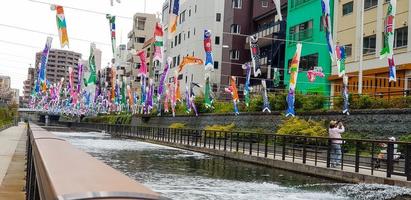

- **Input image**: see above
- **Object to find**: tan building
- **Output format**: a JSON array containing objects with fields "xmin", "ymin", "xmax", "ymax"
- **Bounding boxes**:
[
  {"xmin": 23, "ymin": 67, "xmax": 36, "ymax": 106},
  {"xmin": 0, "ymin": 75, "xmax": 11, "ymax": 91},
  {"xmin": 35, "ymin": 49, "xmax": 82, "ymax": 87},
  {"xmin": 0, "ymin": 75, "xmax": 19, "ymax": 105},
  {"xmin": 330, "ymin": 0, "xmax": 411, "ymax": 97},
  {"xmin": 126, "ymin": 13, "xmax": 159, "ymax": 90}
]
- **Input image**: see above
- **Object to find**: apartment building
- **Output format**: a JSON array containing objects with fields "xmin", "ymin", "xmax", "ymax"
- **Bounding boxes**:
[
  {"xmin": 329, "ymin": 0, "xmax": 411, "ymax": 97},
  {"xmin": 0, "ymin": 75, "xmax": 19, "ymax": 105},
  {"xmin": 162, "ymin": 0, "xmax": 225, "ymax": 94},
  {"xmin": 34, "ymin": 49, "xmax": 82, "ymax": 87},
  {"xmin": 23, "ymin": 67, "xmax": 35, "ymax": 106},
  {"xmin": 127, "ymin": 13, "xmax": 159, "ymax": 90},
  {"xmin": 244, "ymin": 0, "xmax": 287, "ymax": 91},
  {"xmin": 283, "ymin": 0, "xmax": 334, "ymax": 96}
]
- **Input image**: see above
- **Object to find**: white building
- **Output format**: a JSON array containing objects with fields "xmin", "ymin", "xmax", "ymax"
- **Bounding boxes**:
[{"xmin": 162, "ymin": 0, "xmax": 225, "ymax": 95}]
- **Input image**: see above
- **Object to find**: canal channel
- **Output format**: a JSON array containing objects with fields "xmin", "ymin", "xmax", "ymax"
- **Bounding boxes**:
[{"xmin": 53, "ymin": 130, "xmax": 411, "ymax": 200}]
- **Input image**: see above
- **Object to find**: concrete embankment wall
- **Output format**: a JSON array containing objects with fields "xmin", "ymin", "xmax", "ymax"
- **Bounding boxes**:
[
  {"xmin": 131, "ymin": 109, "xmax": 411, "ymax": 137},
  {"xmin": 138, "ymin": 139, "xmax": 411, "ymax": 188}
]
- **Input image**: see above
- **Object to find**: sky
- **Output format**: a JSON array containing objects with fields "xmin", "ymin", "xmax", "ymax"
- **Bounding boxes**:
[{"xmin": 0, "ymin": 0, "xmax": 164, "ymax": 95}]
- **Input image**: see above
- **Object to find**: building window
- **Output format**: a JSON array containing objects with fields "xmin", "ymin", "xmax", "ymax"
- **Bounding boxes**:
[
  {"xmin": 230, "ymin": 50, "xmax": 240, "ymax": 60},
  {"xmin": 216, "ymin": 13, "xmax": 221, "ymax": 22},
  {"xmin": 174, "ymin": 36, "xmax": 178, "ymax": 46},
  {"xmin": 364, "ymin": 0, "xmax": 378, "ymax": 10},
  {"xmin": 394, "ymin": 27, "xmax": 408, "ymax": 48},
  {"xmin": 262, "ymin": 0, "xmax": 268, "ymax": 8},
  {"xmin": 173, "ymin": 57, "xmax": 176, "ymax": 68},
  {"xmin": 195, "ymin": 5, "xmax": 197, "ymax": 13},
  {"xmin": 232, "ymin": 0, "xmax": 242, "ymax": 9},
  {"xmin": 180, "ymin": 10, "xmax": 186, "ymax": 24},
  {"xmin": 189, "ymin": 9, "xmax": 191, "ymax": 17},
  {"xmin": 214, "ymin": 61, "xmax": 219, "ymax": 69},
  {"xmin": 215, "ymin": 36, "xmax": 220, "ymax": 45},
  {"xmin": 342, "ymin": 1, "xmax": 353, "ymax": 16},
  {"xmin": 290, "ymin": 0, "xmax": 315, "ymax": 9},
  {"xmin": 290, "ymin": 53, "xmax": 318, "ymax": 71},
  {"xmin": 171, "ymin": 41, "xmax": 173, "ymax": 48},
  {"xmin": 178, "ymin": 33, "xmax": 182, "ymax": 44},
  {"xmin": 344, "ymin": 44, "xmax": 353, "ymax": 57},
  {"xmin": 137, "ymin": 18, "xmax": 146, "ymax": 30},
  {"xmin": 136, "ymin": 37, "xmax": 145, "ymax": 43},
  {"xmin": 289, "ymin": 20, "xmax": 313, "ymax": 42},
  {"xmin": 188, "ymin": 31, "xmax": 190, "ymax": 39},
  {"xmin": 230, "ymin": 24, "xmax": 241, "ymax": 34},
  {"xmin": 363, "ymin": 35, "xmax": 376, "ymax": 54},
  {"xmin": 177, "ymin": 55, "xmax": 181, "ymax": 65}
]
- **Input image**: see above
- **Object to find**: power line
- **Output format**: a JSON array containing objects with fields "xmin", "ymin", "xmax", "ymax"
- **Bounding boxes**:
[
  {"xmin": 0, "ymin": 39, "xmax": 40, "ymax": 49},
  {"xmin": 220, "ymin": 61, "xmax": 410, "ymax": 82},
  {"xmin": 222, "ymin": 32, "xmax": 328, "ymax": 46},
  {"xmin": 28, "ymin": 0, "xmax": 133, "ymax": 20},
  {"xmin": 0, "ymin": 23, "xmax": 111, "ymax": 46}
]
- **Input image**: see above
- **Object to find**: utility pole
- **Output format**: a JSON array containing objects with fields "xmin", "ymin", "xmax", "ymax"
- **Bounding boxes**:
[{"xmin": 358, "ymin": 0, "xmax": 364, "ymax": 94}]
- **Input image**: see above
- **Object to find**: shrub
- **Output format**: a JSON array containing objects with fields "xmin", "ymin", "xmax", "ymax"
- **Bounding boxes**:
[
  {"xmin": 205, "ymin": 123, "xmax": 236, "ymax": 131},
  {"xmin": 169, "ymin": 123, "xmax": 186, "ymax": 129},
  {"xmin": 277, "ymin": 117, "xmax": 327, "ymax": 137},
  {"xmin": 269, "ymin": 93, "xmax": 287, "ymax": 111}
]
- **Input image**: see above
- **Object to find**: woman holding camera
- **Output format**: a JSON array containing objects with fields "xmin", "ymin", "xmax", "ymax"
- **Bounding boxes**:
[{"xmin": 329, "ymin": 120, "xmax": 345, "ymax": 168}]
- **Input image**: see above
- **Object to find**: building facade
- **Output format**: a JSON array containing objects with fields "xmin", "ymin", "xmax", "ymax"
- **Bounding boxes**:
[
  {"xmin": 0, "ymin": 75, "xmax": 19, "ymax": 105},
  {"xmin": 162, "ymin": 0, "xmax": 225, "ymax": 94},
  {"xmin": 329, "ymin": 0, "xmax": 411, "ymax": 97},
  {"xmin": 284, "ymin": 0, "xmax": 333, "ymax": 96},
  {"xmin": 23, "ymin": 67, "xmax": 35, "ymax": 106},
  {"xmin": 34, "ymin": 49, "xmax": 82, "ymax": 87},
  {"xmin": 127, "ymin": 13, "xmax": 159, "ymax": 91},
  {"xmin": 244, "ymin": 0, "xmax": 287, "ymax": 92}
]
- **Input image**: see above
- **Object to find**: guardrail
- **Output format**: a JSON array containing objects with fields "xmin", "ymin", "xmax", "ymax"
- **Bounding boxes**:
[
  {"xmin": 26, "ymin": 123, "xmax": 167, "ymax": 200},
  {"xmin": 70, "ymin": 122, "xmax": 411, "ymax": 181}
]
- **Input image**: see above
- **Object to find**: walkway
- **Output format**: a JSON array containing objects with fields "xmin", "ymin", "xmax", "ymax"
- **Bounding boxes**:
[{"xmin": 0, "ymin": 123, "xmax": 26, "ymax": 200}]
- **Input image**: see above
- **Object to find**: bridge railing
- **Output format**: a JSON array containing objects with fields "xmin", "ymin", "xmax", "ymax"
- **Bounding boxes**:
[
  {"xmin": 26, "ymin": 123, "xmax": 168, "ymax": 200},
  {"xmin": 69, "ymin": 122, "xmax": 411, "ymax": 181}
]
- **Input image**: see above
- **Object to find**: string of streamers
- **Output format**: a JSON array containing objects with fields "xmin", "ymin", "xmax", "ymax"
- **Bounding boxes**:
[{"xmin": 286, "ymin": 43, "xmax": 302, "ymax": 117}]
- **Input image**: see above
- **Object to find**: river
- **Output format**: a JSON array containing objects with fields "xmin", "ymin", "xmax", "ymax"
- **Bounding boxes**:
[{"xmin": 53, "ymin": 131, "xmax": 411, "ymax": 200}]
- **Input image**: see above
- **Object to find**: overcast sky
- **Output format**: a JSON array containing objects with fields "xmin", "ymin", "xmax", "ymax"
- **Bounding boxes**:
[{"xmin": 0, "ymin": 0, "xmax": 164, "ymax": 95}]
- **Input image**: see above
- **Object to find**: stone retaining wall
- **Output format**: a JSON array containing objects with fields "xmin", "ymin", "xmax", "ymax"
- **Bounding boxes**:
[{"xmin": 131, "ymin": 109, "xmax": 411, "ymax": 137}]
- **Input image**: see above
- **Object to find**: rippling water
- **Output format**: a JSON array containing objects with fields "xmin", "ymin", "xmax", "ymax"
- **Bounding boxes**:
[{"xmin": 53, "ymin": 131, "xmax": 411, "ymax": 200}]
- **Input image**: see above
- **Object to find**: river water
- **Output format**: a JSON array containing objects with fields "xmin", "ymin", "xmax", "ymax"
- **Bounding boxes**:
[{"xmin": 53, "ymin": 131, "xmax": 411, "ymax": 200}]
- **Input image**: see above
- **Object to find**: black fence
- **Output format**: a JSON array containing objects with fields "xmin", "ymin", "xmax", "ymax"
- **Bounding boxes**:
[{"xmin": 70, "ymin": 122, "xmax": 411, "ymax": 181}]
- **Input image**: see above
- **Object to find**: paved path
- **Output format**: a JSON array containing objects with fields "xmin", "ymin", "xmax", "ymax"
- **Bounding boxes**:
[{"xmin": 0, "ymin": 123, "xmax": 26, "ymax": 200}]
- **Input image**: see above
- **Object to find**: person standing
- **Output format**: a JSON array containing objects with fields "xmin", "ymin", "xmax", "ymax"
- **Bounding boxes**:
[{"xmin": 329, "ymin": 120, "xmax": 345, "ymax": 168}]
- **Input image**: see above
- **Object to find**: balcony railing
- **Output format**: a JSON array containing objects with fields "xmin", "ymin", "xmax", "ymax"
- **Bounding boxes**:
[{"xmin": 288, "ymin": 28, "xmax": 313, "ymax": 44}]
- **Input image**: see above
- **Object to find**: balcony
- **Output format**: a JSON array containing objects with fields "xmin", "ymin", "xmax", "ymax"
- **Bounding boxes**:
[
  {"xmin": 288, "ymin": 28, "xmax": 313, "ymax": 44},
  {"xmin": 246, "ymin": 21, "xmax": 283, "ymax": 46}
]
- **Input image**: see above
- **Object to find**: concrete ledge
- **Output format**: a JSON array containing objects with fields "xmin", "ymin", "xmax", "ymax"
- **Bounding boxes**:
[{"xmin": 139, "ymin": 139, "xmax": 411, "ymax": 188}]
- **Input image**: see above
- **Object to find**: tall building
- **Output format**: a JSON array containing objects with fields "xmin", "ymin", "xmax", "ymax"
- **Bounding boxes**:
[
  {"xmin": 283, "ymin": 0, "xmax": 334, "ymax": 96},
  {"xmin": 162, "ymin": 0, "xmax": 225, "ymax": 94},
  {"xmin": 34, "ymin": 49, "xmax": 82, "ymax": 87},
  {"xmin": 0, "ymin": 75, "xmax": 19, "ymax": 105},
  {"xmin": 127, "ymin": 12, "xmax": 159, "ymax": 90},
  {"xmin": 23, "ymin": 67, "xmax": 35, "ymax": 106},
  {"xmin": 329, "ymin": 0, "xmax": 411, "ymax": 97},
  {"xmin": 244, "ymin": 0, "xmax": 287, "ymax": 91},
  {"xmin": 0, "ymin": 75, "xmax": 11, "ymax": 91}
]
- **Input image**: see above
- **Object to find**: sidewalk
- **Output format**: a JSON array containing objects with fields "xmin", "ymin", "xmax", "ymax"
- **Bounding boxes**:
[{"xmin": 0, "ymin": 123, "xmax": 26, "ymax": 200}]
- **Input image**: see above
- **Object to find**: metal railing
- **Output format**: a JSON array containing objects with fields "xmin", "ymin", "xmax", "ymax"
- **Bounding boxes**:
[
  {"xmin": 71, "ymin": 122, "xmax": 411, "ymax": 181},
  {"xmin": 26, "ymin": 123, "xmax": 167, "ymax": 200}
]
